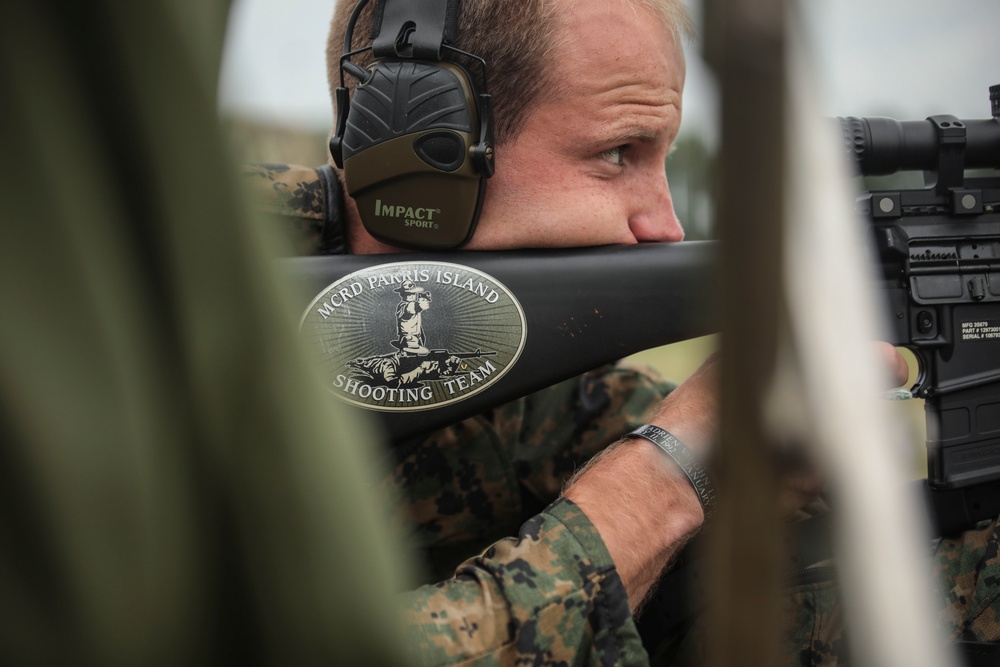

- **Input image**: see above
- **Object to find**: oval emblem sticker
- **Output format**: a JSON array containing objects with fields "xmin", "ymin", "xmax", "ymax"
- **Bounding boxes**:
[{"xmin": 300, "ymin": 261, "xmax": 526, "ymax": 412}]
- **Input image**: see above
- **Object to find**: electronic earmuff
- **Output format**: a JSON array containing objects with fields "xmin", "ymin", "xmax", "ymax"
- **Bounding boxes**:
[{"xmin": 330, "ymin": 0, "xmax": 495, "ymax": 250}]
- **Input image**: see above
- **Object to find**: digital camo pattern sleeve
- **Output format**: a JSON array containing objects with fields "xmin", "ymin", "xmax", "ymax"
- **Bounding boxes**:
[
  {"xmin": 933, "ymin": 515, "xmax": 1000, "ymax": 642},
  {"xmin": 775, "ymin": 513, "xmax": 1000, "ymax": 666},
  {"xmin": 497, "ymin": 359, "xmax": 677, "ymax": 506},
  {"xmin": 242, "ymin": 163, "xmax": 327, "ymax": 254},
  {"xmin": 675, "ymin": 511, "xmax": 1000, "ymax": 667},
  {"xmin": 398, "ymin": 498, "xmax": 649, "ymax": 667},
  {"xmin": 376, "ymin": 361, "xmax": 672, "ymax": 665},
  {"xmin": 381, "ymin": 359, "xmax": 675, "ymax": 583}
]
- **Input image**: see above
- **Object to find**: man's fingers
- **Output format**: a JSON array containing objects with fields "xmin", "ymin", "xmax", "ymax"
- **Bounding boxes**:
[{"xmin": 874, "ymin": 342, "xmax": 911, "ymax": 388}]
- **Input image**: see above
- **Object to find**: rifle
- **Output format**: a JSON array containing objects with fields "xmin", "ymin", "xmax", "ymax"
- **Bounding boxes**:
[
  {"xmin": 839, "ymin": 83, "xmax": 1000, "ymax": 535},
  {"xmin": 424, "ymin": 348, "xmax": 497, "ymax": 361},
  {"xmin": 285, "ymin": 242, "xmax": 716, "ymax": 440}
]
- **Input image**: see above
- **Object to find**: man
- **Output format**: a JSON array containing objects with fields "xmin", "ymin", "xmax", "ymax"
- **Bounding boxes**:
[
  {"xmin": 249, "ymin": 0, "xmax": 912, "ymax": 663},
  {"xmin": 249, "ymin": 0, "xmax": 797, "ymax": 663}
]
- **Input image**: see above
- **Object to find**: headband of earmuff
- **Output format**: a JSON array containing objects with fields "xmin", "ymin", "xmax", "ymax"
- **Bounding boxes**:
[{"xmin": 330, "ymin": 0, "xmax": 495, "ymax": 250}]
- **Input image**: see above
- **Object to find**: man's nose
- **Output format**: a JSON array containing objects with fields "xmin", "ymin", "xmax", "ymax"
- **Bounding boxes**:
[{"xmin": 627, "ymin": 172, "xmax": 685, "ymax": 243}]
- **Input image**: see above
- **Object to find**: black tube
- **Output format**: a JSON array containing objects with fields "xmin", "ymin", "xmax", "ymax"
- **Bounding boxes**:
[{"xmin": 839, "ymin": 116, "xmax": 1000, "ymax": 175}]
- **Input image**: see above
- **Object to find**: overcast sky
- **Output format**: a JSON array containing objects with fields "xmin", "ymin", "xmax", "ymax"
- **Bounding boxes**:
[{"xmin": 218, "ymin": 0, "xmax": 1000, "ymax": 141}]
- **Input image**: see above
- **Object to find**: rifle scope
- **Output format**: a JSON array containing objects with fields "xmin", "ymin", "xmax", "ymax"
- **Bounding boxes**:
[{"xmin": 838, "ymin": 83, "xmax": 1000, "ymax": 176}]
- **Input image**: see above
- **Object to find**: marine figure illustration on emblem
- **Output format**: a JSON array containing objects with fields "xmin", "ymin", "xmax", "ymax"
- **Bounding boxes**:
[
  {"xmin": 300, "ymin": 262, "xmax": 526, "ymax": 412},
  {"xmin": 346, "ymin": 279, "xmax": 498, "ymax": 388}
]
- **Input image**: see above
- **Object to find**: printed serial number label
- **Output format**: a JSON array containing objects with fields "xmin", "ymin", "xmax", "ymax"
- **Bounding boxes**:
[{"xmin": 961, "ymin": 320, "xmax": 1000, "ymax": 341}]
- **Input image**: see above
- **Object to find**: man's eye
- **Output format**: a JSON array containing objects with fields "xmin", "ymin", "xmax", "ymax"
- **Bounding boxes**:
[{"xmin": 600, "ymin": 145, "xmax": 627, "ymax": 166}]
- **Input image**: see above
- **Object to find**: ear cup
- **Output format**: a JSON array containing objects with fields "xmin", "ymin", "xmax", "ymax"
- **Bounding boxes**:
[
  {"xmin": 342, "ymin": 61, "xmax": 472, "ymax": 159},
  {"xmin": 341, "ymin": 60, "xmax": 487, "ymax": 249}
]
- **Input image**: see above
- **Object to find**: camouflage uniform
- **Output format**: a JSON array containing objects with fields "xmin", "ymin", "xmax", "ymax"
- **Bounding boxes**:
[
  {"xmin": 389, "ymin": 362, "xmax": 675, "ymax": 664},
  {"xmin": 247, "ymin": 164, "xmax": 1000, "ymax": 665},
  {"xmin": 777, "ymin": 516, "xmax": 1000, "ymax": 665},
  {"xmin": 935, "ymin": 518, "xmax": 1000, "ymax": 642},
  {"xmin": 243, "ymin": 163, "xmax": 329, "ymax": 255},
  {"xmin": 660, "ymin": 518, "xmax": 1000, "ymax": 666}
]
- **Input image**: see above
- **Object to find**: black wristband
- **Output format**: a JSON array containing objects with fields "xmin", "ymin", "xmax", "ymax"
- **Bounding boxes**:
[{"xmin": 628, "ymin": 424, "xmax": 717, "ymax": 521}]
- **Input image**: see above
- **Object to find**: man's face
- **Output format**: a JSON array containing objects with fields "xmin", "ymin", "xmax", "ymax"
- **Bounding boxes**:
[{"xmin": 465, "ymin": 0, "xmax": 687, "ymax": 250}]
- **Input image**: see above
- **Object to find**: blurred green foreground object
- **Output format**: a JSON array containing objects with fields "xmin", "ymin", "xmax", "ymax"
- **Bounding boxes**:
[{"xmin": 0, "ymin": 1, "xmax": 412, "ymax": 664}]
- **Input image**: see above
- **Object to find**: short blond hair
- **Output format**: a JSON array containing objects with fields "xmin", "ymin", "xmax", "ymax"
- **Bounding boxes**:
[{"xmin": 326, "ymin": 0, "xmax": 694, "ymax": 146}]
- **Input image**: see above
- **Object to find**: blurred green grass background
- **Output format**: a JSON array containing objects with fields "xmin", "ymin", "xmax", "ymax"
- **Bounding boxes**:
[{"xmin": 628, "ymin": 334, "xmax": 717, "ymax": 384}]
